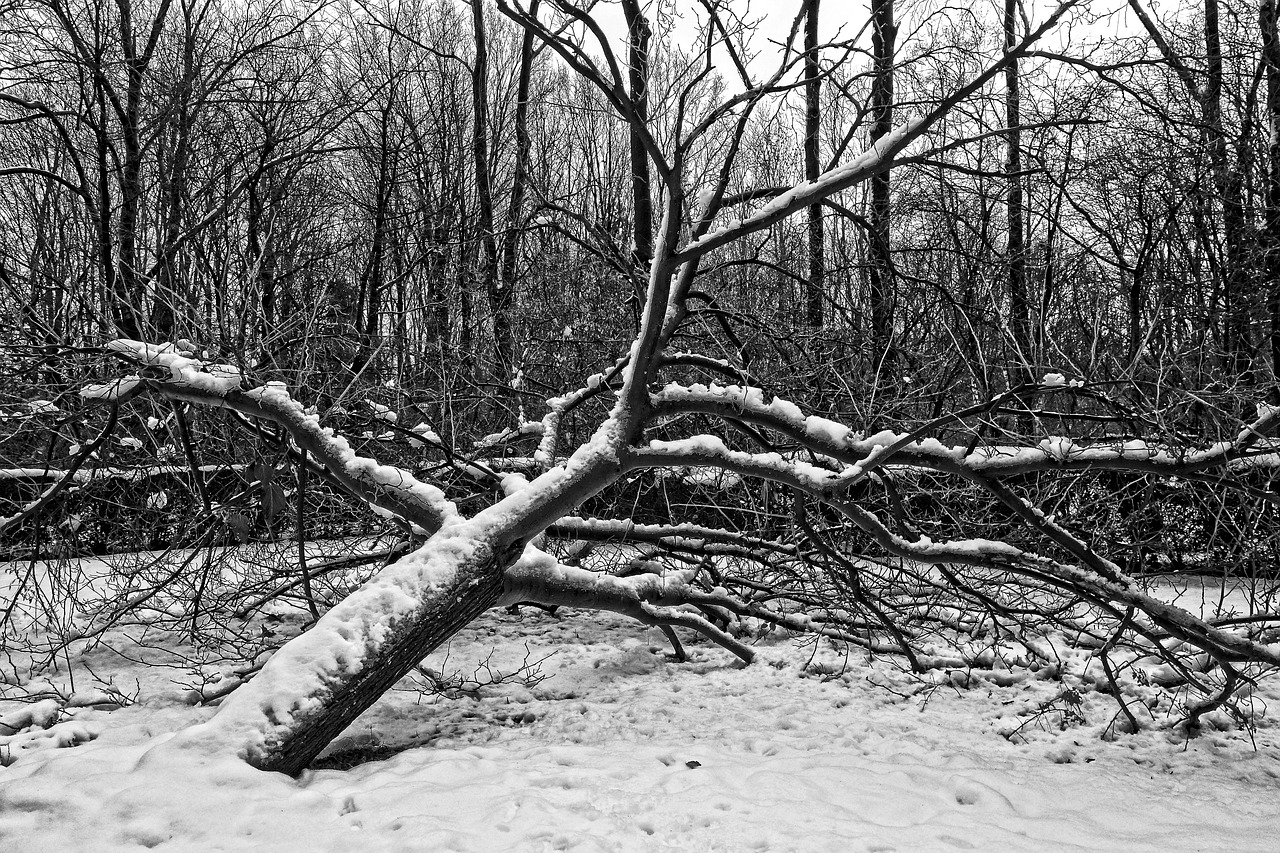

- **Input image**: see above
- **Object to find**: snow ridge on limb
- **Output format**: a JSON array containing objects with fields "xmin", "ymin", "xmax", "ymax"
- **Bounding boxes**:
[
  {"xmin": 549, "ymin": 515, "xmax": 801, "ymax": 558},
  {"xmin": 102, "ymin": 340, "xmax": 245, "ymax": 394},
  {"xmin": 150, "ymin": 390, "xmax": 642, "ymax": 771},
  {"xmin": 82, "ymin": 339, "xmax": 458, "ymax": 535},
  {"xmin": 534, "ymin": 354, "xmax": 629, "ymax": 466},
  {"xmin": 499, "ymin": 545, "xmax": 755, "ymax": 662},
  {"xmin": 650, "ymin": 383, "xmax": 1280, "ymax": 482},
  {"xmin": 820, "ymin": 485, "xmax": 1280, "ymax": 668},
  {"xmin": 86, "ymin": 338, "xmax": 644, "ymax": 771}
]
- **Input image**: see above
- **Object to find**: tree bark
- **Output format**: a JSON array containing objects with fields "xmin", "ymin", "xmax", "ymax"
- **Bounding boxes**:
[
  {"xmin": 1004, "ymin": 0, "xmax": 1032, "ymax": 384},
  {"xmin": 470, "ymin": 0, "xmax": 504, "ymax": 383},
  {"xmin": 497, "ymin": 0, "xmax": 540, "ymax": 378},
  {"xmin": 1203, "ymin": 0, "xmax": 1253, "ymax": 384},
  {"xmin": 1262, "ymin": 0, "xmax": 1280, "ymax": 393},
  {"xmin": 116, "ymin": 0, "xmax": 147, "ymax": 339},
  {"xmin": 621, "ymin": 0, "xmax": 653, "ymax": 331},
  {"xmin": 869, "ymin": 0, "xmax": 896, "ymax": 388},
  {"xmin": 174, "ymin": 539, "xmax": 508, "ymax": 775},
  {"xmin": 150, "ymin": 14, "xmax": 196, "ymax": 340},
  {"xmin": 804, "ymin": 0, "xmax": 824, "ymax": 329},
  {"xmin": 353, "ymin": 91, "xmax": 396, "ymax": 376}
]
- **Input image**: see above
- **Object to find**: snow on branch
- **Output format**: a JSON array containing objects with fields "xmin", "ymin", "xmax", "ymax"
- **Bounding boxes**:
[
  {"xmin": 82, "ymin": 339, "xmax": 458, "ymax": 534},
  {"xmin": 499, "ymin": 545, "xmax": 754, "ymax": 663},
  {"xmin": 534, "ymin": 354, "xmax": 628, "ymax": 466},
  {"xmin": 649, "ymin": 383, "xmax": 1280, "ymax": 486},
  {"xmin": 548, "ymin": 516, "xmax": 801, "ymax": 559},
  {"xmin": 0, "ymin": 462, "xmax": 248, "ymax": 484},
  {"xmin": 502, "ymin": 543, "xmax": 911, "ymax": 659},
  {"xmin": 838, "ymin": 485, "xmax": 1280, "ymax": 670}
]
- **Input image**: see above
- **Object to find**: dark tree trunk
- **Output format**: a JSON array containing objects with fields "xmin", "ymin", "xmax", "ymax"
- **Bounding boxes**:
[
  {"xmin": 1004, "ymin": 0, "xmax": 1032, "ymax": 385},
  {"xmin": 96, "ymin": 94, "xmax": 132, "ymax": 339},
  {"xmin": 116, "ymin": 0, "xmax": 146, "ymax": 340},
  {"xmin": 150, "ymin": 14, "xmax": 196, "ymax": 340},
  {"xmin": 804, "ymin": 0, "xmax": 824, "ymax": 329},
  {"xmin": 622, "ymin": 0, "xmax": 653, "ymax": 332},
  {"xmin": 497, "ymin": 0, "xmax": 539, "ymax": 378},
  {"xmin": 353, "ymin": 93, "xmax": 397, "ymax": 376},
  {"xmin": 470, "ymin": 0, "xmax": 502, "ymax": 382},
  {"xmin": 1262, "ymin": 0, "xmax": 1280, "ymax": 395},
  {"xmin": 869, "ymin": 0, "xmax": 896, "ymax": 387},
  {"xmin": 1204, "ymin": 0, "xmax": 1254, "ymax": 384}
]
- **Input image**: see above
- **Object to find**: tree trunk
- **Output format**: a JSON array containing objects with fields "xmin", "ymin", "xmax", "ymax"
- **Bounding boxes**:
[
  {"xmin": 868, "ymin": 0, "xmax": 896, "ymax": 387},
  {"xmin": 116, "ymin": 0, "xmax": 147, "ymax": 340},
  {"xmin": 621, "ymin": 0, "xmax": 653, "ymax": 332},
  {"xmin": 150, "ymin": 8, "xmax": 197, "ymax": 340},
  {"xmin": 804, "ymin": 0, "xmax": 824, "ymax": 329},
  {"xmin": 96, "ymin": 92, "xmax": 132, "ymax": 339},
  {"xmin": 1262, "ymin": 0, "xmax": 1280, "ymax": 394},
  {"xmin": 471, "ymin": 0, "xmax": 502, "ymax": 382},
  {"xmin": 1203, "ymin": 0, "xmax": 1253, "ymax": 384},
  {"xmin": 173, "ymin": 538, "xmax": 509, "ymax": 775},
  {"xmin": 353, "ymin": 93, "xmax": 397, "ymax": 376},
  {"xmin": 1004, "ymin": 0, "xmax": 1032, "ymax": 385},
  {"xmin": 497, "ymin": 0, "xmax": 539, "ymax": 378}
]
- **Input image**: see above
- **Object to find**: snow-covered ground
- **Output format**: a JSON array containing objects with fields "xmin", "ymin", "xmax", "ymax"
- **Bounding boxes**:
[{"xmin": 1, "ymin": 603, "xmax": 1278, "ymax": 852}]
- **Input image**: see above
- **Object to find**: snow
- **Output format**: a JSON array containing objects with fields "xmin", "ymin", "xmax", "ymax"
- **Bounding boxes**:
[
  {"xmin": 1, "ymin": 606, "xmax": 1277, "ymax": 851},
  {"xmin": 500, "ymin": 473, "xmax": 530, "ymax": 496},
  {"xmin": 0, "ymin": 463, "xmax": 246, "ymax": 483},
  {"xmin": 642, "ymin": 436, "xmax": 838, "ymax": 491},
  {"xmin": 650, "ymin": 383, "xmax": 1280, "ymax": 480},
  {"xmin": 408, "ymin": 422, "xmax": 441, "ymax": 448},
  {"xmin": 103, "ymin": 339, "xmax": 244, "ymax": 395},
  {"xmin": 80, "ymin": 375, "xmax": 142, "ymax": 401}
]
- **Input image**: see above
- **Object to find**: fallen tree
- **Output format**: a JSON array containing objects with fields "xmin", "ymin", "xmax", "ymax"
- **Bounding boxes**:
[{"xmin": 40, "ymin": 0, "xmax": 1280, "ymax": 774}]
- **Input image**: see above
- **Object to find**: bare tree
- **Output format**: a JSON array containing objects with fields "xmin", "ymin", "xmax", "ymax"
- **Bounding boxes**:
[
  {"xmin": 1004, "ymin": 0, "xmax": 1031, "ymax": 383},
  {"xmin": 868, "ymin": 0, "xmax": 896, "ymax": 387},
  {"xmin": 804, "ymin": 0, "xmax": 823, "ymax": 329},
  {"xmin": 1262, "ymin": 0, "xmax": 1280, "ymax": 393},
  {"xmin": 1127, "ymin": 0, "xmax": 1255, "ymax": 382}
]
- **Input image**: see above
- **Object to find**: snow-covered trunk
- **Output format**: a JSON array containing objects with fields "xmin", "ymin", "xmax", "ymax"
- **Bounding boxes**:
[{"xmin": 171, "ymin": 535, "xmax": 510, "ymax": 775}]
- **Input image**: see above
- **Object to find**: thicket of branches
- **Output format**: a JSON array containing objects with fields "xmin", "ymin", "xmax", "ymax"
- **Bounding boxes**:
[{"xmin": 2, "ymin": 0, "xmax": 1280, "ymax": 774}]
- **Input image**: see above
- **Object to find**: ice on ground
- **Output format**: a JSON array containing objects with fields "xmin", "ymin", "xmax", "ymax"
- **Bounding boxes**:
[{"xmin": 0, "ymin": 609, "xmax": 1277, "ymax": 852}]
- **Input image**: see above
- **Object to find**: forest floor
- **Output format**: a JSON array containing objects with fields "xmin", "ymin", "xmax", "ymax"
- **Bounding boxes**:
[{"xmin": 1, "ymin": 581, "xmax": 1279, "ymax": 852}]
